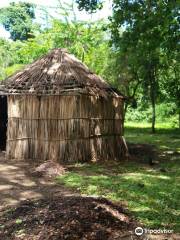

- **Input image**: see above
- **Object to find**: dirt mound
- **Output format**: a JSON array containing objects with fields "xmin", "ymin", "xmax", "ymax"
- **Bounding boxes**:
[
  {"xmin": 34, "ymin": 160, "xmax": 66, "ymax": 178},
  {"xmin": 0, "ymin": 196, "xmax": 141, "ymax": 240}
]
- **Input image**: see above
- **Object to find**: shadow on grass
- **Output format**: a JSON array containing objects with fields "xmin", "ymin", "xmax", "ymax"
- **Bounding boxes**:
[
  {"xmin": 124, "ymin": 124, "xmax": 180, "ymax": 152},
  {"xmin": 125, "ymin": 124, "xmax": 180, "ymax": 134},
  {"xmin": 57, "ymin": 156, "xmax": 180, "ymax": 232},
  {"xmin": 56, "ymin": 124, "xmax": 180, "ymax": 231}
]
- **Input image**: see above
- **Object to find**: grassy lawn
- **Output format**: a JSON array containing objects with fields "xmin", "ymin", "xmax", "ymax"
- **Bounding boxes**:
[
  {"xmin": 57, "ymin": 122, "xmax": 180, "ymax": 231},
  {"xmin": 125, "ymin": 122, "xmax": 180, "ymax": 152}
]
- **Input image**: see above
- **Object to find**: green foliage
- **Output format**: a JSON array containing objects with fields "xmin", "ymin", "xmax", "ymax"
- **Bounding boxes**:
[
  {"xmin": 76, "ymin": 0, "xmax": 180, "ymax": 130},
  {"xmin": 13, "ymin": 35, "xmax": 52, "ymax": 64},
  {"xmin": 161, "ymin": 54, "xmax": 180, "ymax": 116},
  {"xmin": 126, "ymin": 102, "xmax": 178, "ymax": 127},
  {"xmin": 0, "ymin": 2, "xmax": 35, "ymax": 41},
  {"xmin": 0, "ymin": 38, "xmax": 13, "ymax": 80},
  {"xmin": 57, "ymin": 124, "xmax": 180, "ymax": 230},
  {"xmin": 113, "ymin": 1, "xmax": 178, "ymax": 131},
  {"xmin": 0, "ymin": 18, "xmax": 110, "ymax": 80},
  {"xmin": 48, "ymin": 19, "xmax": 110, "ymax": 76},
  {"xmin": 0, "ymin": 2, "xmax": 179, "ymax": 230},
  {"xmin": 76, "ymin": 0, "xmax": 103, "ymax": 13},
  {"xmin": 0, "ymin": 0, "xmax": 179, "ymax": 130},
  {"xmin": 5, "ymin": 64, "xmax": 24, "ymax": 77}
]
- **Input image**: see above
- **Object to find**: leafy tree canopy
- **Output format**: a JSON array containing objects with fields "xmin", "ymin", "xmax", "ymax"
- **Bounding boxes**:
[
  {"xmin": 76, "ymin": 0, "xmax": 103, "ymax": 12},
  {"xmin": 0, "ymin": 0, "xmax": 179, "ymax": 128},
  {"xmin": 108, "ymin": 0, "xmax": 180, "ymax": 132},
  {"xmin": 0, "ymin": 2, "xmax": 35, "ymax": 41}
]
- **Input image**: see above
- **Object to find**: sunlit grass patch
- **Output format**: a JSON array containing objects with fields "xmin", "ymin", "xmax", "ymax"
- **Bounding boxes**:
[
  {"xmin": 57, "ymin": 123, "xmax": 180, "ymax": 231},
  {"xmin": 57, "ymin": 160, "xmax": 180, "ymax": 231},
  {"xmin": 125, "ymin": 122, "xmax": 180, "ymax": 152}
]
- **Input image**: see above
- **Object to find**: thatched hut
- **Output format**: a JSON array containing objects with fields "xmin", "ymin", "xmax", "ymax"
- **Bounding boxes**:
[{"xmin": 0, "ymin": 48, "xmax": 126, "ymax": 163}]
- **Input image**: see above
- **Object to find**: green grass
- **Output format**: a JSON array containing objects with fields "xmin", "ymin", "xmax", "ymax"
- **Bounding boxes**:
[
  {"xmin": 125, "ymin": 121, "xmax": 180, "ymax": 152},
  {"xmin": 57, "ymin": 122, "xmax": 180, "ymax": 231}
]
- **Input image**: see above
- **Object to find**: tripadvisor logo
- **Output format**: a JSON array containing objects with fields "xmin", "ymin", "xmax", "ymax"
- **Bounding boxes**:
[
  {"xmin": 135, "ymin": 227, "xmax": 174, "ymax": 236},
  {"xmin": 135, "ymin": 227, "xmax": 144, "ymax": 236}
]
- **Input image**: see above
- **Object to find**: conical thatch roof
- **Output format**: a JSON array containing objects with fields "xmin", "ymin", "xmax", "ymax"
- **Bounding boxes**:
[{"xmin": 0, "ymin": 48, "xmax": 123, "ymax": 97}]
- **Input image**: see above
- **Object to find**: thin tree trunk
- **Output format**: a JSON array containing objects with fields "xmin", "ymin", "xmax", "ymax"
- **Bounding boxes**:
[
  {"xmin": 150, "ymin": 70, "xmax": 156, "ymax": 133},
  {"xmin": 122, "ymin": 103, "xmax": 128, "ymax": 135},
  {"xmin": 151, "ymin": 98, "xmax": 156, "ymax": 133},
  {"xmin": 179, "ymin": 111, "xmax": 180, "ymax": 129},
  {"xmin": 124, "ymin": 102, "xmax": 128, "ymax": 120},
  {"xmin": 123, "ymin": 72, "xmax": 141, "ymax": 124}
]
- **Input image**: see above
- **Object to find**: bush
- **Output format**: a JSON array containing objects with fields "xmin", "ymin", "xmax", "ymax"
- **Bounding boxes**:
[{"xmin": 125, "ymin": 102, "xmax": 178, "ymax": 126}]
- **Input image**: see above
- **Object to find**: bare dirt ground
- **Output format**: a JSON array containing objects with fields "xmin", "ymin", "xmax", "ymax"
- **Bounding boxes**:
[
  {"xmin": 0, "ymin": 151, "xmax": 141, "ymax": 240},
  {"xmin": 0, "ymin": 152, "xmax": 72, "ymax": 210},
  {"xmin": 0, "ymin": 151, "xmax": 179, "ymax": 240}
]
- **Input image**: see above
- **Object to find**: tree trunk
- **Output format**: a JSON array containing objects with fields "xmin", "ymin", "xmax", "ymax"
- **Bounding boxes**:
[
  {"xmin": 123, "ymin": 73, "xmax": 141, "ymax": 124},
  {"xmin": 150, "ymin": 70, "xmax": 156, "ymax": 134},
  {"xmin": 179, "ymin": 111, "xmax": 180, "ymax": 129},
  {"xmin": 151, "ymin": 99, "xmax": 156, "ymax": 133},
  {"xmin": 122, "ymin": 102, "xmax": 128, "ymax": 136},
  {"xmin": 124, "ymin": 102, "xmax": 128, "ymax": 120}
]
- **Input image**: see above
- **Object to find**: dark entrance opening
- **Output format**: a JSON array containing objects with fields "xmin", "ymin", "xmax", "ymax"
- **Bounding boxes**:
[{"xmin": 0, "ymin": 96, "xmax": 7, "ymax": 151}]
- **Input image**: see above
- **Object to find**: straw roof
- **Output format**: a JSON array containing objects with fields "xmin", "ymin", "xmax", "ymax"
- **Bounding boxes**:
[{"xmin": 0, "ymin": 48, "xmax": 123, "ymax": 98}]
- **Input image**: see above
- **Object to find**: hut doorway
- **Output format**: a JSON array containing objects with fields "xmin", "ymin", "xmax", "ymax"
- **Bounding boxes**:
[{"xmin": 0, "ymin": 96, "xmax": 7, "ymax": 151}]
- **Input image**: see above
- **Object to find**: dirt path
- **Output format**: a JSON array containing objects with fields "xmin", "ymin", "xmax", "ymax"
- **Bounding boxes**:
[
  {"xmin": 0, "ymin": 152, "xmax": 72, "ymax": 210},
  {"xmin": 0, "ymin": 152, "xmax": 178, "ymax": 240},
  {"xmin": 0, "ymin": 151, "xmax": 141, "ymax": 240}
]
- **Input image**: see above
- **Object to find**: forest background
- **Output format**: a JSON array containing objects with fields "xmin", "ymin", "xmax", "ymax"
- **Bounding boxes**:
[{"xmin": 0, "ymin": 0, "xmax": 179, "ymax": 132}]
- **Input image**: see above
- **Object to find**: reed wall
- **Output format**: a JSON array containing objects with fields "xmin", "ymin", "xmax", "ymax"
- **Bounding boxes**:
[{"xmin": 6, "ymin": 94, "xmax": 125, "ymax": 162}]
